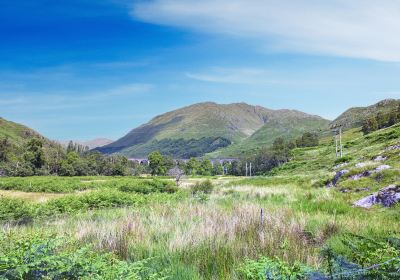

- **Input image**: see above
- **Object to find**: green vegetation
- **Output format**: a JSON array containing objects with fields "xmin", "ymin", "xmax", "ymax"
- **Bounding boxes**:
[
  {"xmin": 1, "ymin": 100, "xmax": 400, "ymax": 279},
  {"xmin": 362, "ymin": 103, "xmax": 400, "ymax": 134},
  {"xmin": 0, "ymin": 176, "xmax": 174, "ymax": 193},
  {"xmin": 331, "ymin": 98, "xmax": 400, "ymax": 130}
]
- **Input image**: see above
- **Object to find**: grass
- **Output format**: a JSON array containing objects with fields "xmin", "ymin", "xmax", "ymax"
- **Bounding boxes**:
[
  {"xmin": 0, "ymin": 176, "xmax": 176, "ymax": 193},
  {"xmin": 1, "ymin": 124, "xmax": 400, "ymax": 279}
]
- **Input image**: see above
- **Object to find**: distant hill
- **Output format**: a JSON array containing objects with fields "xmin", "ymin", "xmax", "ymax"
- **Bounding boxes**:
[
  {"xmin": 330, "ymin": 99, "xmax": 400, "ymax": 130},
  {"xmin": 0, "ymin": 117, "xmax": 47, "ymax": 146},
  {"xmin": 97, "ymin": 102, "xmax": 330, "ymax": 158},
  {"xmin": 59, "ymin": 138, "xmax": 113, "ymax": 149}
]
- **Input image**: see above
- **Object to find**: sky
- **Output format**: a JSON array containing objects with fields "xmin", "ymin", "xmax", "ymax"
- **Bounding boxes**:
[{"xmin": 1, "ymin": 0, "xmax": 400, "ymax": 141}]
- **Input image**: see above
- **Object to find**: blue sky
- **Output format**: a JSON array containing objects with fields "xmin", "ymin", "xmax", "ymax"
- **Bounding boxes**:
[{"xmin": 1, "ymin": 0, "xmax": 400, "ymax": 141}]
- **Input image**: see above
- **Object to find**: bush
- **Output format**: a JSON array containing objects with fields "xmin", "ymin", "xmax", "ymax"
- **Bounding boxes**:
[
  {"xmin": 119, "ymin": 179, "xmax": 177, "ymax": 194},
  {"xmin": 237, "ymin": 257, "xmax": 311, "ymax": 280},
  {"xmin": 0, "ymin": 197, "xmax": 33, "ymax": 223},
  {"xmin": 39, "ymin": 190, "xmax": 145, "ymax": 216},
  {"xmin": 190, "ymin": 180, "xmax": 214, "ymax": 195},
  {"xmin": 334, "ymin": 155, "xmax": 353, "ymax": 164},
  {"xmin": 0, "ymin": 176, "xmax": 177, "ymax": 194},
  {"xmin": 0, "ymin": 232, "xmax": 170, "ymax": 279}
]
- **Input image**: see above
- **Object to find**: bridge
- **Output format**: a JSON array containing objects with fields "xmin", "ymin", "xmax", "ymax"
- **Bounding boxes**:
[{"xmin": 128, "ymin": 157, "xmax": 240, "ymax": 165}]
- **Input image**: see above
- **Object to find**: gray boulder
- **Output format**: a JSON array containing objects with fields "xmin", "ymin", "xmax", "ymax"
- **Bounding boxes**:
[
  {"xmin": 375, "ymin": 164, "xmax": 391, "ymax": 172},
  {"xmin": 374, "ymin": 155, "xmax": 386, "ymax": 162},
  {"xmin": 329, "ymin": 170, "xmax": 349, "ymax": 186},
  {"xmin": 386, "ymin": 144, "xmax": 400, "ymax": 151},
  {"xmin": 354, "ymin": 185, "xmax": 400, "ymax": 208}
]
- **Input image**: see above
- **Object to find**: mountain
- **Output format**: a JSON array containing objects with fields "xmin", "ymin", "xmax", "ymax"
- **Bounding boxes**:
[
  {"xmin": 330, "ymin": 99, "xmax": 400, "ymax": 130},
  {"xmin": 59, "ymin": 138, "xmax": 113, "ymax": 149},
  {"xmin": 97, "ymin": 102, "xmax": 330, "ymax": 158}
]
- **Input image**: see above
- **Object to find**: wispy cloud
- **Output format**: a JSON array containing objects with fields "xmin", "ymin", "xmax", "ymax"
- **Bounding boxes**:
[
  {"xmin": 0, "ymin": 97, "xmax": 27, "ymax": 105},
  {"xmin": 186, "ymin": 67, "xmax": 277, "ymax": 84},
  {"xmin": 132, "ymin": 0, "xmax": 400, "ymax": 62},
  {"xmin": 0, "ymin": 83, "xmax": 153, "ymax": 111}
]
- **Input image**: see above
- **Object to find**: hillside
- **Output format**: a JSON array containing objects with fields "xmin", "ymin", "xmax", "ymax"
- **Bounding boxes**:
[
  {"xmin": 97, "ymin": 102, "xmax": 330, "ymax": 158},
  {"xmin": 209, "ymin": 111, "xmax": 329, "ymax": 157},
  {"xmin": 0, "ymin": 117, "xmax": 44, "ymax": 146},
  {"xmin": 330, "ymin": 99, "xmax": 400, "ymax": 130},
  {"xmin": 59, "ymin": 138, "xmax": 113, "ymax": 149}
]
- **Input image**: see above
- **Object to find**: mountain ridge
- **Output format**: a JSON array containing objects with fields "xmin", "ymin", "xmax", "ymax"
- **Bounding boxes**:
[{"xmin": 97, "ymin": 102, "xmax": 330, "ymax": 158}]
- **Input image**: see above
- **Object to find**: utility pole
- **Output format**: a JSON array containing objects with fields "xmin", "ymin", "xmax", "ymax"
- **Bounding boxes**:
[
  {"xmin": 249, "ymin": 162, "xmax": 252, "ymax": 177},
  {"xmin": 339, "ymin": 127, "xmax": 343, "ymax": 158},
  {"xmin": 335, "ymin": 132, "xmax": 338, "ymax": 158}
]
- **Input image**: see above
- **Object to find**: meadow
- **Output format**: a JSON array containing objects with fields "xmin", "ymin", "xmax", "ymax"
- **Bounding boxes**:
[{"xmin": 1, "ymin": 124, "xmax": 400, "ymax": 279}]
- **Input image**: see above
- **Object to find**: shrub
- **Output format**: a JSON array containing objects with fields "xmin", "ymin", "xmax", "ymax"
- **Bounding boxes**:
[
  {"xmin": 0, "ymin": 197, "xmax": 33, "ymax": 223},
  {"xmin": 39, "ymin": 190, "xmax": 145, "ymax": 217},
  {"xmin": 237, "ymin": 257, "xmax": 311, "ymax": 280},
  {"xmin": 190, "ymin": 180, "xmax": 214, "ymax": 195},
  {"xmin": 119, "ymin": 179, "xmax": 177, "ymax": 194},
  {"xmin": 0, "ymin": 232, "xmax": 170, "ymax": 279},
  {"xmin": 334, "ymin": 155, "xmax": 353, "ymax": 164}
]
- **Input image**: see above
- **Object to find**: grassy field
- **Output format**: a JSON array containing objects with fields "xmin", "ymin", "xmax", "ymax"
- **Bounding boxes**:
[{"xmin": 1, "ymin": 124, "xmax": 400, "ymax": 279}]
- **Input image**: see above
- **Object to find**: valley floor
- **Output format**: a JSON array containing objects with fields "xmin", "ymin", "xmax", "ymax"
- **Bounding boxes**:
[{"xmin": 1, "ymin": 124, "xmax": 400, "ymax": 279}]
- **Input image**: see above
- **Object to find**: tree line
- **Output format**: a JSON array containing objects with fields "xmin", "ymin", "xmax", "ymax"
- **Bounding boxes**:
[
  {"xmin": 362, "ymin": 105, "xmax": 400, "ymax": 134},
  {"xmin": 147, "ymin": 132, "xmax": 320, "ymax": 176},
  {"xmin": 0, "ymin": 139, "xmax": 136, "ymax": 176},
  {"xmin": 0, "ymin": 131, "xmax": 319, "ymax": 177}
]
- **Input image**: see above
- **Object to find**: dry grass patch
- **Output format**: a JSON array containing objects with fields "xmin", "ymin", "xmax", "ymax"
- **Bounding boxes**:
[
  {"xmin": 0, "ymin": 190, "xmax": 65, "ymax": 203},
  {"xmin": 65, "ymin": 202, "xmax": 321, "ymax": 271}
]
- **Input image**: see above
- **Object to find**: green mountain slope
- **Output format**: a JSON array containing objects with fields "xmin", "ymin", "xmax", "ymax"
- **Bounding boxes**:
[
  {"xmin": 209, "ymin": 111, "xmax": 329, "ymax": 157},
  {"xmin": 0, "ymin": 117, "xmax": 45, "ymax": 146},
  {"xmin": 97, "ymin": 102, "xmax": 330, "ymax": 158},
  {"xmin": 0, "ymin": 117, "xmax": 61, "ymax": 160},
  {"xmin": 330, "ymin": 99, "xmax": 400, "ymax": 130},
  {"xmin": 271, "ymin": 122, "xmax": 400, "ymax": 196}
]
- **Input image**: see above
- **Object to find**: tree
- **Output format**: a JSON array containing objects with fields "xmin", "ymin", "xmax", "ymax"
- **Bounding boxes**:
[
  {"xmin": 25, "ymin": 138, "xmax": 45, "ymax": 170},
  {"xmin": 0, "ymin": 138, "xmax": 11, "ymax": 162},
  {"xmin": 185, "ymin": 158, "xmax": 200, "ymax": 175},
  {"xmin": 198, "ymin": 159, "xmax": 213, "ymax": 176},
  {"xmin": 168, "ymin": 166, "xmax": 184, "ymax": 186},
  {"xmin": 212, "ymin": 163, "xmax": 224, "ymax": 175},
  {"xmin": 362, "ymin": 117, "xmax": 378, "ymax": 134},
  {"xmin": 148, "ymin": 151, "xmax": 166, "ymax": 176},
  {"xmin": 376, "ymin": 112, "xmax": 389, "ymax": 129},
  {"xmin": 388, "ymin": 111, "xmax": 399, "ymax": 126},
  {"xmin": 296, "ymin": 132, "xmax": 319, "ymax": 147}
]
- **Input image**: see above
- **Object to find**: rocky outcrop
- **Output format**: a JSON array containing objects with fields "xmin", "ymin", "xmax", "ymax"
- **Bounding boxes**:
[
  {"xmin": 349, "ymin": 165, "xmax": 391, "ymax": 181},
  {"xmin": 353, "ymin": 185, "xmax": 400, "ymax": 208},
  {"xmin": 386, "ymin": 144, "xmax": 400, "ymax": 151},
  {"xmin": 327, "ymin": 170, "xmax": 349, "ymax": 187}
]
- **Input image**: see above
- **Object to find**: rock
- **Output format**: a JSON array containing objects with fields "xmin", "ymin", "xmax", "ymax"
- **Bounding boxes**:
[
  {"xmin": 374, "ymin": 156, "xmax": 386, "ymax": 162},
  {"xmin": 375, "ymin": 165, "xmax": 391, "ymax": 172},
  {"xmin": 334, "ymin": 162, "xmax": 349, "ymax": 169},
  {"xmin": 386, "ymin": 145, "xmax": 400, "ymax": 151},
  {"xmin": 355, "ymin": 162, "xmax": 367, "ymax": 168},
  {"xmin": 353, "ymin": 185, "xmax": 400, "ymax": 208},
  {"xmin": 330, "ymin": 170, "xmax": 349, "ymax": 186},
  {"xmin": 349, "ymin": 165, "xmax": 391, "ymax": 181}
]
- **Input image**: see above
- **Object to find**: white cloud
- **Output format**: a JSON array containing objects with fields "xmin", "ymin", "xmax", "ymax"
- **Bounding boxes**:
[
  {"xmin": 186, "ymin": 67, "xmax": 277, "ymax": 84},
  {"xmin": 132, "ymin": 0, "xmax": 400, "ymax": 62}
]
